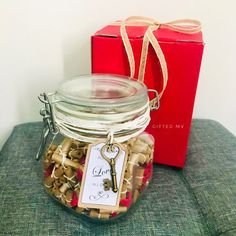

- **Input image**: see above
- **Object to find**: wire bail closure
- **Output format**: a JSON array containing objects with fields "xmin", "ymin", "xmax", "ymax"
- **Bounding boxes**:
[
  {"xmin": 35, "ymin": 93, "xmax": 59, "ymax": 160},
  {"xmin": 38, "ymin": 93, "xmax": 59, "ymax": 135},
  {"xmin": 148, "ymin": 89, "xmax": 160, "ymax": 111}
]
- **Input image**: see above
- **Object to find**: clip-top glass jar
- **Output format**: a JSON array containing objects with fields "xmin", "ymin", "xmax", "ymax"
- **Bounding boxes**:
[{"xmin": 36, "ymin": 74, "xmax": 159, "ymax": 221}]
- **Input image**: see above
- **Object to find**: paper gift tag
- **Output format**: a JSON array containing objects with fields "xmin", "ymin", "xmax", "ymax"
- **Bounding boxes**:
[{"xmin": 78, "ymin": 142, "xmax": 127, "ymax": 210}]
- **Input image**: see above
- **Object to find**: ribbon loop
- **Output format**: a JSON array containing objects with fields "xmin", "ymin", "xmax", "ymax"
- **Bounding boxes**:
[
  {"xmin": 116, "ymin": 16, "xmax": 201, "ymax": 99},
  {"xmin": 126, "ymin": 16, "xmax": 161, "ymax": 26}
]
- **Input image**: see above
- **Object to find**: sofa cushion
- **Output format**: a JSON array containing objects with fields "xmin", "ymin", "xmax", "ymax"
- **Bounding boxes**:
[
  {"xmin": 0, "ymin": 120, "xmax": 235, "ymax": 235},
  {"xmin": 184, "ymin": 120, "xmax": 236, "ymax": 235}
]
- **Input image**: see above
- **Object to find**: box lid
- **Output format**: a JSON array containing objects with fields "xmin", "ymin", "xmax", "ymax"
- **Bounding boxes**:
[{"xmin": 94, "ymin": 25, "xmax": 203, "ymax": 43}]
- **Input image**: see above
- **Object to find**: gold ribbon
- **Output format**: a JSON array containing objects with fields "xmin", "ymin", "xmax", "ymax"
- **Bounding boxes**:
[{"xmin": 112, "ymin": 16, "xmax": 202, "ymax": 99}]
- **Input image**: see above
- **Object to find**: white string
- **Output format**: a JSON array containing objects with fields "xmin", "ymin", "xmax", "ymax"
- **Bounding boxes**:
[
  {"xmin": 124, "ymin": 177, "xmax": 132, "ymax": 188},
  {"xmin": 51, "ymin": 165, "xmax": 58, "ymax": 179},
  {"xmin": 44, "ymin": 183, "xmax": 52, "ymax": 188},
  {"xmin": 55, "ymin": 193, "xmax": 64, "ymax": 199},
  {"xmin": 52, "ymin": 101, "xmax": 151, "ymax": 143},
  {"xmin": 74, "ymin": 182, "xmax": 80, "ymax": 189},
  {"xmin": 54, "ymin": 102, "xmax": 149, "ymax": 131},
  {"xmin": 58, "ymin": 146, "xmax": 67, "ymax": 169},
  {"xmin": 63, "ymin": 174, "xmax": 76, "ymax": 183},
  {"xmin": 65, "ymin": 197, "xmax": 72, "ymax": 203}
]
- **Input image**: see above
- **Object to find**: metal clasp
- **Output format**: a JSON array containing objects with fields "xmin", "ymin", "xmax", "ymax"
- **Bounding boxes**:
[
  {"xmin": 148, "ymin": 89, "xmax": 160, "ymax": 111},
  {"xmin": 38, "ymin": 93, "xmax": 59, "ymax": 135},
  {"xmin": 35, "ymin": 93, "xmax": 59, "ymax": 160},
  {"xmin": 105, "ymin": 131, "xmax": 115, "ymax": 152}
]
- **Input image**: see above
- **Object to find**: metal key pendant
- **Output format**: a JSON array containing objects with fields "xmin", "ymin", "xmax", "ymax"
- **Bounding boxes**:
[
  {"xmin": 110, "ymin": 158, "xmax": 118, "ymax": 192},
  {"xmin": 101, "ymin": 143, "xmax": 122, "ymax": 193},
  {"xmin": 102, "ymin": 160, "xmax": 118, "ymax": 192}
]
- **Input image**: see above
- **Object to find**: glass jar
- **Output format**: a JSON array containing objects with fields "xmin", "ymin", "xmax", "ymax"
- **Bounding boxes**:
[{"xmin": 36, "ymin": 74, "xmax": 159, "ymax": 221}]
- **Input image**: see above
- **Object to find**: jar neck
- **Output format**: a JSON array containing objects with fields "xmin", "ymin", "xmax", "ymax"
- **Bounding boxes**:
[{"xmin": 52, "ymin": 101, "xmax": 151, "ymax": 143}]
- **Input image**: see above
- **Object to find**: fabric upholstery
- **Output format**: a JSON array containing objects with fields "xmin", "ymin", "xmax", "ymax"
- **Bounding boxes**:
[{"xmin": 0, "ymin": 120, "xmax": 235, "ymax": 235}]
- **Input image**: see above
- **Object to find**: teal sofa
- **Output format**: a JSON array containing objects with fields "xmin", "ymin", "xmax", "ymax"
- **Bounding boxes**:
[{"xmin": 0, "ymin": 120, "xmax": 236, "ymax": 235}]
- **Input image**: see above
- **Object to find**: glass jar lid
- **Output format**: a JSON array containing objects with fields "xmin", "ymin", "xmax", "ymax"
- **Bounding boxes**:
[
  {"xmin": 50, "ymin": 74, "xmax": 150, "ymax": 143},
  {"xmin": 54, "ymin": 74, "xmax": 148, "ymax": 114}
]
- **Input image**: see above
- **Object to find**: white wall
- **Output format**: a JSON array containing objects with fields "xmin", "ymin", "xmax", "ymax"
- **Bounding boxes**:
[{"xmin": 1, "ymin": 0, "xmax": 236, "ymax": 149}]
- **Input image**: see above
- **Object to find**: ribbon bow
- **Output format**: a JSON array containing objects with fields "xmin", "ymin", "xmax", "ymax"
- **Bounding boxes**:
[{"xmin": 113, "ymin": 16, "xmax": 202, "ymax": 98}]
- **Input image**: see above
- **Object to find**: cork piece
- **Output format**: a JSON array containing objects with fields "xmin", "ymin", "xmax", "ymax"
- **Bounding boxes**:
[
  {"xmin": 53, "ymin": 166, "xmax": 64, "ymax": 179},
  {"xmin": 135, "ymin": 167, "xmax": 145, "ymax": 189},
  {"xmin": 100, "ymin": 206, "xmax": 127, "ymax": 214},
  {"xmin": 43, "ymin": 145, "xmax": 57, "ymax": 169},
  {"xmin": 70, "ymin": 140, "xmax": 80, "ymax": 149},
  {"xmin": 54, "ymin": 178, "xmax": 62, "ymax": 187},
  {"xmin": 71, "ymin": 139, "xmax": 86, "ymax": 148},
  {"xmin": 68, "ymin": 149, "xmax": 83, "ymax": 160},
  {"xmin": 60, "ymin": 138, "xmax": 73, "ymax": 153},
  {"xmin": 90, "ymin": 209, "xmax": 110, "ymax": 219},
  {"xmin": 120, "ymin": 181, "xmax": 128, "ymax": 199},
  {"xmin": 74, "ymin": 188, "xmax": 80, "ymax": 195},
  {"xmin": 138, "ymin": 133, "xmax": 154, "ymax": 146},
  {"xmin": 43, "ymin": 159, "xmax": 51, "ymax": 169},
  {"xmin": 45, "ymin": 145, "xmax": 57, "ymax": 160},
  {"xmin": 65, "ymin": 189, "xmax": 73, "ymax": 204},
  {"xmin": 58, "ymin": 176, "xmax": 66, "ymax": 185},
  {"xmin": 147, "ymin": 147, "xmax": 154, "ymax": 163},
  {"xmin": 52, "ymin": 186, "xmax": 65, "ymax": 204},
  {"xmin": 129, "ymin": 153, "xmax": 147, "ymax": 168},
  {"xmin": 132, "ymin": 139, "xmax": 149, "ymax": 154},
  {"xmin": 126, "ymin": 153, "xmax": 147, "ymax": 191},
  {"xmin": 52, "ymin": 153, "xmax": 83, "ymax": 171},
  {"xmin": 126, "ymin": 138, "xmax": 136, "ymax": 147},
  {"xmin": 59, "ymin": 182, "xmax": 71, "ymax": 194},
  {"xmin": 54, "ymin": 175, "xmax": 66, "ymax": 187},
  {"xmin": 72, "ymin": 159, "xmax": 79, "ymax": 163},
  {"xmin": 44, "ymin": 176, "xmax": 55, "ymax": 188},
  {"xmin": 117, "ymin": 206, "xmax": 128, "ymax": 213},
  {"xmin": 50, "ymin": 138, "xmax": 73, "ymax": 167},
  {"xmin": 64, "ymin": 166, "xmax": 75, "ymax": 179}
]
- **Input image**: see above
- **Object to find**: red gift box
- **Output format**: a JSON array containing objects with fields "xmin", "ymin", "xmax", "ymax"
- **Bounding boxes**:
[{"xmin": 91, "ymin": 17, "xmax": 204, "ymax": 168}]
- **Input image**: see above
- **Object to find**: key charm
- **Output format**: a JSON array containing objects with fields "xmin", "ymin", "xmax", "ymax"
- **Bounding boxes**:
[
  {"xmin": 103, "ymin": 178, "xmax": 113, "ymax": 191},
  {"xmin": 101, "ymin": 143, "xmax": 122, "ymax": 193},
  {"xmin": 110, "ymin": 158, "xmax": 118, "ymax": 192}
]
